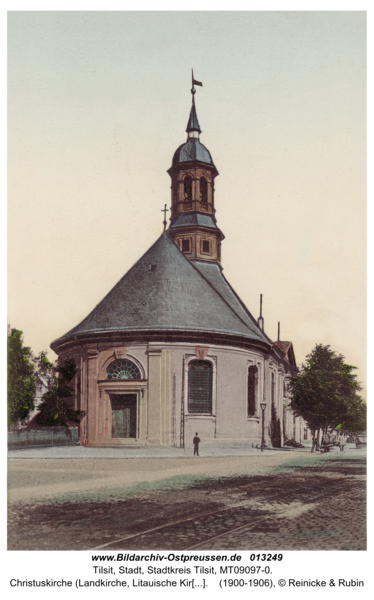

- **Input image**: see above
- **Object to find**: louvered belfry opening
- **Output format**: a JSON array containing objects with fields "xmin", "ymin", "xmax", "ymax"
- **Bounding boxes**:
[
  {"xmin": 184, "ymin": 175, "xmax": 192, "ymax": 201},
  {"xmin": 200, "ymin": 176, "xmax": 208, "ymax": 202},
  {"xmin": 188, "ymin": 360, "xmax": 213, "ymax": 414}
]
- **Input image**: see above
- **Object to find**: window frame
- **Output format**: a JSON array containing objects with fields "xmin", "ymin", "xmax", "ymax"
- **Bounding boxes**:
[
  {"xmin": 247, "ymin": 360, "xmax": 261, "ymax": 420},
  {"xmin": 184, "ymin": 355, "xmax": 216, "ymax": 417},
  {"xmin": 106, "ymin": 358, "xmax": 142, "ymax": 381},
  {"xmin": 187, "ymin": 359, "xmax": 213, "ymax": 415},
  {"xmin": 247, "ymin": 365, "xmax": 259, "ymax": 417},
  {"xmin": 271, "ymin": 371, "xmax": 275, "ymax": 406},
  {"xmin": 181, "ymin": 238, "xmax": 191, "ymax": 253}
]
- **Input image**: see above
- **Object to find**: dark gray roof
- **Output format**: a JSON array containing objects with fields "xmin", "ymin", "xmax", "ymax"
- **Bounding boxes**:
[
  {"xmin": 54, "ymin": 234, "xmax": 269, "ymax": 346},
  {"xmin": 169, "ymin": 214, "xmax": 218, "ymax": 230},
  {"xmin": 172, "ymin": 138, "xmax": 213, "ymax": 167},
  {"xmin": 186, "ymin": 103, "xmax": 201, "ymax": 133},
  {"xmin": 194, "ymin": 262, "xmax": 272, "ymax": 344}
]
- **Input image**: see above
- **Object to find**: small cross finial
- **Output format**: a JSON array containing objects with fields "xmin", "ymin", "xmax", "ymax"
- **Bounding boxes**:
[{"xmin": 161, "ymin": 204, "xmax": 169, "ymax": 232}]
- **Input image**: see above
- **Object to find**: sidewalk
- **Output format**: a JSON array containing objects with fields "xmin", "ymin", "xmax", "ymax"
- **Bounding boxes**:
[{"xmin": 7, "ymin": 441, "xmax": 360, "ymax": 459}]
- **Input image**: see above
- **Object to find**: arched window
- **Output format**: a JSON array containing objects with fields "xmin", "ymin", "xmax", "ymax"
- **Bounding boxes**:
[
  {"xmin": 271, "ymin": 372, "xmax": 275, "ymax": 406},
  {"xmin": 200, "ymin": 177, "xmax": 208, "ymax": 202},
  {"xmin": 188, "ymin": 360, "xmax": 212, "ymax": 414},
  {"xmin": 107, "ymin": 359, "xmax": 141, "ymax": 380},
  {"xmin": 184, "ymin": 175, "xmax": 192, "ymax": 201},
  {"xmin": 247, "ymin": 365, "xmax": 258, "ymax": 417}
]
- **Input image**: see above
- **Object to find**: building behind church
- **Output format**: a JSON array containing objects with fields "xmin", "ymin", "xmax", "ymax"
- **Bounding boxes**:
[{"xmin": 51, "ymin": 86, "xmax": 311, "ymax": 449}]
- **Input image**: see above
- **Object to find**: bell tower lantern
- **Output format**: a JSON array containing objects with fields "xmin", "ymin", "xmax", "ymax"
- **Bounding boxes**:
[{"xmin": 167, "ymin": 74, "xmax": 224, "ymax": 265}]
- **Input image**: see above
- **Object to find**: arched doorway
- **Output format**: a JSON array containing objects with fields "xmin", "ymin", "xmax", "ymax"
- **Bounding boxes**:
[{"xmin": 107, "ymin": 359, "xmax": 141, "ymax": 439}]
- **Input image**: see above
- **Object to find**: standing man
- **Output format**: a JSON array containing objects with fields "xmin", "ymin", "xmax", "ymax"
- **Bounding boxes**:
[{"xmin": 193, "ymin": 432, "xmax": 200, "ymax": 456}]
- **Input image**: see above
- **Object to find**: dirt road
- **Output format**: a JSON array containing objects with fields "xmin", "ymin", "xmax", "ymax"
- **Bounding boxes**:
[{"xmin": 8, "ymin": 452, "xmax": 366, "ymax": 551}]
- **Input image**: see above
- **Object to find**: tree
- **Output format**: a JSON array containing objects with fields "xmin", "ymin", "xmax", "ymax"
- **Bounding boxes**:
[
  {"xmin": 35, "ymin": 358, "xmax": 83, "ymax": 427},
  {"xmin": 8, "ymin": 329, "xmax": 36, "ymax": 428},
  {"xmin": 7, "ymin": 328, "xmax": 54, "ymax": 429},
  {"xmin": 338, "ymin": 398, "xmax": 367, "ymax": 433},
  {"xmin": 289, "ymin": 344, "xmax": 366, "ymax": 434}
]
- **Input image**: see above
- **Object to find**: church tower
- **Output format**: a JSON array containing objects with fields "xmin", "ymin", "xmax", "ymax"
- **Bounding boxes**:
[{"xmin": 167, "ymin": 82, "xmax": 224, "ymax": 265}]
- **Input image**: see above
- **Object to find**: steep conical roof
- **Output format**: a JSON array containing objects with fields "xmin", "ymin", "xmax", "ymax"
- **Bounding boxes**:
[
  {"xmin": 186, "ymin": 102, "xmax": 201, "ymax": 133},
  {"xmin": 52, "ymin": 234, "xmax": 269, "ymax": 347}
]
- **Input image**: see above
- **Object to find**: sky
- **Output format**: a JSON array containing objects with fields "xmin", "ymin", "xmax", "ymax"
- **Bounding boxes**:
[{"xmin": 7, "ymin": 11, "xmax": 367, "ymax": 395}]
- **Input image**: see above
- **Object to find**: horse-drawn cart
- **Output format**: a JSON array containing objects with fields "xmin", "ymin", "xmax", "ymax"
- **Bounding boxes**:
[{"xmin": 319, "ymin": 441, "xmax": 338, "ymax": 453}]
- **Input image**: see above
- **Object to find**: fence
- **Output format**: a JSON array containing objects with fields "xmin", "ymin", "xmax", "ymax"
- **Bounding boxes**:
[{"xmin": 8, "ymin": 427, "xmax": 80, "ymax": 449}]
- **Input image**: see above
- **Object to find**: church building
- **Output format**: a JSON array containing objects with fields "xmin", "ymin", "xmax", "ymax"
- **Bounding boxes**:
[{"xmin": 51, "ymin": 84, "xmax": 310, "ymax": 448}]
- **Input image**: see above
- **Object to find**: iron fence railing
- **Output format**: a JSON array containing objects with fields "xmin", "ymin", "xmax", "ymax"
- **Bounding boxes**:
[{"xmin": 8, "ymin": 427, "xmax": 80, "ymax": 449}]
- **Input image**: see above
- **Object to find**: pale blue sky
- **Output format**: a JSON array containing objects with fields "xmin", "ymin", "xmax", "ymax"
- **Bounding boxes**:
[{"xmin": 8, "ymin": 11, "xmax": 366, "ymax": 392}]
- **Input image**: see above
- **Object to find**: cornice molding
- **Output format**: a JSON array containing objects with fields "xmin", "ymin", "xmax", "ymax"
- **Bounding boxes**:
[{"xmin": 51, "ymin": 329, "xmax": 271, "ymax": 356}]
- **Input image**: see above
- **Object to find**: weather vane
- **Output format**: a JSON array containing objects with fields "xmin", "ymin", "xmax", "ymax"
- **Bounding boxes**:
[{"xmin": 191, "ymin": 69, "xmax": 202, "ymax": 103}]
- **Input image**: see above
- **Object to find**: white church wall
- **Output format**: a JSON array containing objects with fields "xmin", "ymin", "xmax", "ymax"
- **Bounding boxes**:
[{"xmin": 58, "ymin": 339, "xmax": 307, "ymax": 448}]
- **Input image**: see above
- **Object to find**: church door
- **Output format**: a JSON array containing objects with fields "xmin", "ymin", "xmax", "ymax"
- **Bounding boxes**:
[{"xmin": 111, "ymin": 394, "xmax": 137, "ymax": 438}]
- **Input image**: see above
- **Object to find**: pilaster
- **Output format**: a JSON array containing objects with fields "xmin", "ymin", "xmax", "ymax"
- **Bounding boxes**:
[
  {"xmin": 86, "ymin": 348, "xmax": 99, "ymax": 445},
  {"xmin": 146, "ymin": 348, "xmax": 174, "ymax": 446}
]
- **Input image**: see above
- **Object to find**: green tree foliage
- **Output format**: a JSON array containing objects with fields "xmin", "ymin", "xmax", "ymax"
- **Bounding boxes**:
[
  {"xmin": 339, "ymin": 398, "xmax": 367, "ymax": 433},
  {"xmin": 7, "ymin": 329, "xmax": 36, "ymax": 428},
  {"xmin": 7, "ymin": 328, "xmax": 55, "ymax": 429},
  {"xmin": 36, "ymin": 358, "xmax": 83, "ymax": 427},
  {"xmin": 289, "ymin": 344, "xmax": 366, "ymax": 433}
]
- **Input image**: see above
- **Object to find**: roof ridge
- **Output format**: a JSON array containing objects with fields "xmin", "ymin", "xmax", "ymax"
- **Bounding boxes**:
[
  {"xmin": 183, "ymin": 257, "xmax": 269, "ymax": 343},
  {"xmin": 218, "ymin": 270, "xmax": 274, "ymax": 345}
]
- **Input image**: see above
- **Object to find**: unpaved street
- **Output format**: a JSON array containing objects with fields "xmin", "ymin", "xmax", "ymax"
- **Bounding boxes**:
[{"xmin": 8, "ymin": 451, "xmax": 366, "ymax": 551}]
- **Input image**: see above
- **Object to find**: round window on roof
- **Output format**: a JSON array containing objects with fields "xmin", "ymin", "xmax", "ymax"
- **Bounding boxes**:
[{"xmin": 107, "ymin": 359, "xmax": 141, "ymax": 380}]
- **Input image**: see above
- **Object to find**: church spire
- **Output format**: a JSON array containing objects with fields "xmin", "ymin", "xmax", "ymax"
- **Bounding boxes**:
[
  {"xmin": 186, "ymin": 103, "xmax": 201, "ymax": 136},
  {"xmin": 187, "ymin": 70, "xmax": 203, "ymax": 137}
]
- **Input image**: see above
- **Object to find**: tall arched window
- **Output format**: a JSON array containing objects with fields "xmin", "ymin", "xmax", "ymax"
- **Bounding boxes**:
[
  {"xmin": 200, "ymin": 177, "xmax": 208, "ymax": 202},
  {"xmin": 184, "ymin": 175, "xmax": 192, "ymax": 201},
  {"xmin": 271, "ymin": 372, "xmax": 275, "ymax": 406},
  {"xmin": 188, "ymin": 360, "xmax": 212, "ymax": 414},
  {"xmin": 107, "ymin": 359, "xmax": 141, "ymax": 380},
  {"xmin": 247, "ymin": 365, "xmax": 258, "ymax": 417}
]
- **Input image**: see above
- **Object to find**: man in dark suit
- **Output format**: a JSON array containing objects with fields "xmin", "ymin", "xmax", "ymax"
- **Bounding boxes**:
[{"xmin": 193, "ymin": 433, "xmax": 200, "ymax": 456}]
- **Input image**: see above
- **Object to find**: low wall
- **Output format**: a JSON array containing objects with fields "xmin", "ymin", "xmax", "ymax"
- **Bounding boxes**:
[{"xmin": 8, "ymin": 427, "xmax": 80, "ymax": 449}]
